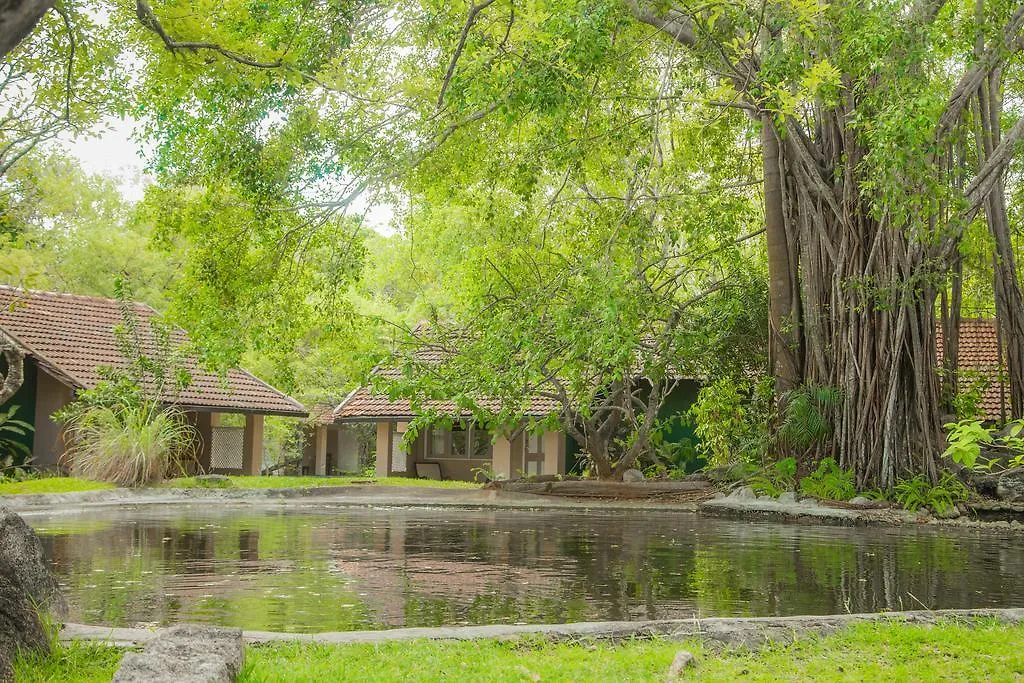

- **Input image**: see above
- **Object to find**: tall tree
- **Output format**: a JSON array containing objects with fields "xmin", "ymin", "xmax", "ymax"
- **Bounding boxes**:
[{"xmin": 123, "ymin": 0, "xmax": 1024, "ymax": 487}]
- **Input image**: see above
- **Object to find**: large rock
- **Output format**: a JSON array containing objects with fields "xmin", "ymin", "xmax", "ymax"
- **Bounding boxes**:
[
  {"xmin": 997, "ymin": 468, "xmax": 1024, "ymax": 502},
  {"xmin": 0, "ymin": 506, "xmax": 66, "ymax": 681},
  {"xmin": 113, "ymin": 624, "xmax": 244, "ymax": 683},
  {"xmin": 621, "ymin": 469, "xmax": 645, "ymax": 483}
]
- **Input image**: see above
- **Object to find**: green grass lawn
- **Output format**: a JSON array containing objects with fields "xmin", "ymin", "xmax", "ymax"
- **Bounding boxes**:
[
  {"xmin": 162, "ymin": 475, "xmax": 481, "ymax": 490},
  {"xmin": 0, "ymin": 477, "xmax": 113, "ymax": 496},
  {"xmin": 16, "ymin": 620, "xmax": 1024, "ymax": 682}
]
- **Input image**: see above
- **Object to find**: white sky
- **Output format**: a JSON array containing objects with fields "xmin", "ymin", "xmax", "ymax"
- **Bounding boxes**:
[{"xmin": 61, "ymin": 116, "xmax": 396, "ymax": 233}]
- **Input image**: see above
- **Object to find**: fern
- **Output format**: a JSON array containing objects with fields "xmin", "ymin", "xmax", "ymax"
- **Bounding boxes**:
[
  {"xmin": 778, "ymin": 384, "xmax": 841, "ymax": 450},
  {"xmin": 799, "ymin": 457, "xmax": 856, "ymax": 500}
]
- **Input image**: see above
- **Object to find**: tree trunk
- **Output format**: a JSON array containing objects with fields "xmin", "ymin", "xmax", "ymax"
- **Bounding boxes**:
[
  {"xmin": 0, "ymin": 0, "xmax": 52, "ymax": 60},
  {"xmin": 762, "ymin": 115, "xmax": 802, "ymax": 396},
  {"xmin": 0, "ymin": 338, "xmax": 24, "ymax": 405},
  {"xmin": 976, "ymin": 69, "xmax": 1024, "ymax": 419}
]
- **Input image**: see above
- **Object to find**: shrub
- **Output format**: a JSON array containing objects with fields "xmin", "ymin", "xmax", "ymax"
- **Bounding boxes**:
[
  {"xmin": 892, "ymin": 471, "xmax": 969, "ymax": 515},
  {"xmin": 748, "ymin": 456, "xmax": 797, "ymax": 497},
  {"xmin": 62, "ymin": 402, "xmax": 197, "ymax": 487},
  {"xmin": 943, "ymin": 418, "xmax": 1024, "ymax": 471},
  {"xmin": 799, "ymin": 457, "xmax": 856, "ymax": 501}
]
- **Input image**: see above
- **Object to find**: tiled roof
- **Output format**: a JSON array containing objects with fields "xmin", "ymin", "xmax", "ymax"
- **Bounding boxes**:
[
  {"xmin": 0, "ymin": 286, "xmax": 307, "ymax": 417},
  {"xmin": 333, "ymin": 349, "xmax": 560, "ymax": 422},
  {"xmin": 936, "ymin": 318, "xmax": 1007, "ymax": 421}
]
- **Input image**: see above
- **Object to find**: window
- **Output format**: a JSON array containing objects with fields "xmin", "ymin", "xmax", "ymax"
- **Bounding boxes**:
[
  {"xmin": 451, "ymin": 426, "xmax": 468, "ymax": 458},
  {"xmin": 427, "ymin": 424, "xmax": 492, "ymax": 460},
  {"xmin": 472, "ymin": 429, "xmax": 491, "ymax": 459}
]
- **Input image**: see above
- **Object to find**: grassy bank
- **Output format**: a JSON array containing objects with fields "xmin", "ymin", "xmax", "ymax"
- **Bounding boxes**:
[
  {"xmin": 16, "ymin": 619, "xmax": 1024, "ymax": 682},
  {"xmin": 162, "ymin": 475, "xmax": 481, "ymax": 490},
  {"xmin": 0, "ymin": 474, "xmax": 480, "ymax": 496},
  {"xmin": 0, "ymin": 477, "xmax": 113, "ymax": 496}
]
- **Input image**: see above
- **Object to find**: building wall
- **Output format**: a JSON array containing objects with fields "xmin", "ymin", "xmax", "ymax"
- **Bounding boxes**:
[{"xmin": 33, "ymin": 368, "xmax": 74, "ymax": 468}]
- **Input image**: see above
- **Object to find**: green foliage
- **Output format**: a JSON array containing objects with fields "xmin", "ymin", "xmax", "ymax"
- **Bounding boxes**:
[
  {"xmin": 892, "ymin": 472, "xmax": 970, "ymax": 515},
  {"xmin": 799, "ymin": 458, "xmax": 856, "ymax": 501},
  {"xmin": 648, "ymin": 414, "xmax": 704, "ymax": 476},
  {"xmin": 749, "ymin": 457, "xmax": 798, "ymax": 497},
  {"xmin": 0, "ymin": 404, "xmax": 34, "ymax": 472},
  {"xmin": 943, "ymin": 419, "xmax": 1024, "ymax": 471},
  {"xmin": 691, "ymin": 378, "xmax": 773, "ymax": 466},
  {"xmin": 61, "ymin": 403, "xmax": 197, "ymax": 487},
  {"xmin": 778, "ymin": 384, "xmax": 841, "ymax": 451}
]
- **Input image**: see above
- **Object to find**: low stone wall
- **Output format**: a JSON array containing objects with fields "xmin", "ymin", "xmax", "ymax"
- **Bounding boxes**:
[
  {"xmin": 63, "ymin": 608, "xmax": 1024, "ymax": 650},
  {"xmin": 493, "ymin": 479, "xmax": 711, "ymax": 498}
]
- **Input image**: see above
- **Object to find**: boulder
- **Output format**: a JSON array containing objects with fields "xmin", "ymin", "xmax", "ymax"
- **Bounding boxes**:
[
  {"xmin": 728, "ymin": 485, "xmax": 756, "ymax": 500},
  {"xmin": 665, "ymin": 649, "xmax": 696, "ymax": 680},
  {"xmin": 113, "ymin": 625, "xmax": 244, "ymax": 683},
  {"xmin": 996, "ymin": 468, "xmax": 1024, "ymax": 503},
  {"xmin": 621, "ymin": 469, "xmax": 645, "ymax": 483},
  {"xmin": 848, "ymin": 496, "xmax": 872, "ymax": 507},
  {"xmin": 0, "ymin": 506, "xmax": 66, "ymax": 681},
  {"xmin": 777, "ymin": 491, "xmax": 798, "ymax": 504}
]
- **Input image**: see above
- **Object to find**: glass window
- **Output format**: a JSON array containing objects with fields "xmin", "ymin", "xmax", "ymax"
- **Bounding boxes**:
[
  {"xmin": 526, "ymin": 433, "xmax": 543, "ymax": 456},
  {"xmin": 451, "ymin": 426, "xmax": 468, "ymax": 459},
  {"xmin": 472, "ymin": 428, "xmax": 491, "ymax": 459},
  {"xmin": 430, "ymin": 428, "xmax": 447, "ymax": 459}
]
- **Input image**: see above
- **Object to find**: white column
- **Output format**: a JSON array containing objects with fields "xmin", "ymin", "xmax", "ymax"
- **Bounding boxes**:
[
  {"xmin": 375, "ymin": 422, "xmax": 390, "ymax": 478},
  {"xmin": 314, "ymin": 425, "xmax": 328, "ymax": 476},
  {"xmin": 492, "ymin": 435, "xmax": 512, "ymax": 480},
  {"xmin": 242, "ymin": 414, "xmax": 265, "ymax": 476},
  {"xmin": 542, "ymin": 430, "xmax": 565, "ymax": 476}
]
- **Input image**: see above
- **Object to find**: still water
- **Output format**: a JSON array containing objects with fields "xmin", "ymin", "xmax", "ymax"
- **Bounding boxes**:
[{"xmin": 27, "ymin": 504, "xmax": 1024, "ymax": 633}]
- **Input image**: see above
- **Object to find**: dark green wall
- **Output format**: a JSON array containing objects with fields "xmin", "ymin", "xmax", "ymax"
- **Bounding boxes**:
[
  {"xmin": 564, "ymin": 379, "xmax": 704, "ymax": 474},
  {"xmin": 1, "ymin": 357, "xmax": 37, "ymax": 457}
]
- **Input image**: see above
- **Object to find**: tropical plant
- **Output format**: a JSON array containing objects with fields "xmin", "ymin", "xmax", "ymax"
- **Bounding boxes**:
[
  {"xmin": 61, "ymin": 402, "xmax": 196, "ymax": 487},
  {"xmin": 799, "ymin": 458, "xmax": 856, "ymax": 501},
  {"xmin": 943, "ymin": 419, "xmax": 1024, "ymax": 471},
  {"xmin": 778, "ymin": 385, "xmax": 842, "ymax": 451},
  {"xmin": 892, "ymin": 472, "xmax": 970, "ymax": 516},
  {"xmin": 0, "ymin": 404, "xmax": 33, "ymax": 468},
  {"xmin": 748, "ymin": 457, "xmax": 798, "ymax": 498}
]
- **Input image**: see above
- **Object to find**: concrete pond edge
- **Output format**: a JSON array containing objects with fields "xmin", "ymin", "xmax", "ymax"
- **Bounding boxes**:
[{"xmin": 61, "ymin": 608, "xmax": 1024, "ymax": 650}]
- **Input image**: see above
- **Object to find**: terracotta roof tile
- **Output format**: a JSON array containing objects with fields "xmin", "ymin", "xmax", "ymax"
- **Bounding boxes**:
[
  {"xmin": 0, "ymin": 286, "xmax": 306, "ymax": 417},
  {"xmin": 936, "ymin": 318, "xmax": 1007, "ymax": 421},
  {"xmin": 333, "ymin": 350, "xmax": 560, "ymax": 421}
]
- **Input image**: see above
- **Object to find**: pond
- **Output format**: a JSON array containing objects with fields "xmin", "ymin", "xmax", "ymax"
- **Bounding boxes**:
[{"xmin": 28, "ymin": 504, "xmax": 1024, "ymax": 633}]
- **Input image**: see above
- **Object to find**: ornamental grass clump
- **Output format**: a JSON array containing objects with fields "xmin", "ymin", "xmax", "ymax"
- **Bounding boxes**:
[{"xmin": 62, "ymin": 402, "xmax": 197, "ymax": 488}]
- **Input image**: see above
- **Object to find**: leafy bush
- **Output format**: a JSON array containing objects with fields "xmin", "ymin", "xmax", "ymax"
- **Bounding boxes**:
[
  {"xmin": 943, "ymin": 418, "xmax": 1024, "ymax": 471},
  {"xmin": 62, "ymin": 402, "xmax": 197, "ymax": 487},
  {"xmin": 0, "ymin": 405, "xmax": 34, "ymax": 477},
  {"xmin": 799, "ymin": 457, "xmax": 856, "ymax": 500},
  {"xmin": 690, "ymin": 377, "xmax": 773, "ymax": 466},
  {"xmin": 749, "ymin": 457, "xmax": 797, "ymax": 497},
  {"xmin": 892, "ymin": 472, "xmax": 969, "ymax": 515}
]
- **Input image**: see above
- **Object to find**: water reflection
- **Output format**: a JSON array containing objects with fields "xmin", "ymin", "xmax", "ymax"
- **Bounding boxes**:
[{"xmin": 28, "ymin": 505, "xmax": 1024, "ymax": 633}]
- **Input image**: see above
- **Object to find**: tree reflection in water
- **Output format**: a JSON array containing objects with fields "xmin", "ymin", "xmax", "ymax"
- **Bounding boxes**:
[{"xmin": 28, "ymin": 506, "xmax": 1024, "ymax": 633}]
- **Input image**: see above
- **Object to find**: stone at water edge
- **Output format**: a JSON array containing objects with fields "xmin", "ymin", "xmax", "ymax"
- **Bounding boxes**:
[
  {"xmin": 113, "ymin": 624, "xmax": 244, "ymax": 683},
  {"xmin": 848, "ymin": 496, "xmax": 873, "ymax": 507},
  {"xmin": 666, "ymin": 650, "xmax": 697, "ymax": 680},
  {"xmin": 996, "ymin": 469, "xmax": 1024, "ymax": 503},
  {"xmin": 777, "ymin": 491, "xmax": 798, "ymax": 504},
  {"xmin": 621, "ymin": 469, "xmax": 645, "ymax": 482},
  {"xmin": 0, "ymin": 506, "xmax": 67, "ymax": 682},
  {"xmin": 728, "ymin": 486, "xmax": 756, "ymax": 500}
]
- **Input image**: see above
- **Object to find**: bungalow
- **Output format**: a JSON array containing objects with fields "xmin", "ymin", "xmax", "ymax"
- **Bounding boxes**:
[
  {"xmin": 0, "ymin": 286, "xmax": 307, "ymax": 474},
  {"xmin": 321, "ymin": 350, "xmax": 701, "ymax": 482}
]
